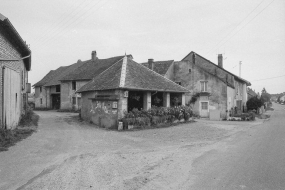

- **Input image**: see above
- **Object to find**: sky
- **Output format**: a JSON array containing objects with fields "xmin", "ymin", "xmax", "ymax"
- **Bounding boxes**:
[{"xmin": 1, "ymin": 0, "xmax": 285, "ymax": 94}]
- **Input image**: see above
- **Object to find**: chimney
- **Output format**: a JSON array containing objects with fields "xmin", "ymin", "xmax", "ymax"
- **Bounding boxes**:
[
  {"xmin": 91, "ymin": 51, "xmax": 97, "ymax": 61},
  {"xmin": 148, "ymin": 59, "xmax": 154, "ymax": 70},
  {"xmin": 218, "ymin": 54, "xmax": 223, "ymax": 68}
]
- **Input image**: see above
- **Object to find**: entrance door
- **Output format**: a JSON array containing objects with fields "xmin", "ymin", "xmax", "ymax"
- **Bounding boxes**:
[
  {"xmin": 200, "ymin": 101, "xmax": 209, "ymax": 118},
  {"xmin": 51, "ymin": 94, "xmax": 60, "ymax": 109}
]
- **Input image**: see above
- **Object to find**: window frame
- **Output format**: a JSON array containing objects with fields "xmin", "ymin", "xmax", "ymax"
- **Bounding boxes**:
[
  {"xmin": 72, "ymin": 81, "xmax": 76, "ymax": 91},
  {"xmin": 200, "ymin": 81, "xmax": 208, "ymax": 92}
]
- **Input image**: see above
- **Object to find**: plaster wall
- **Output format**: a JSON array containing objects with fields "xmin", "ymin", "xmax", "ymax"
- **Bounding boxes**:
[{"xmin": 61, "ymin": 80, "xmax": 88, "ymax": 110}]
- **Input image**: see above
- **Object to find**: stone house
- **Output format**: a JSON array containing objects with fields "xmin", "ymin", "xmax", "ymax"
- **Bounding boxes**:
[
  {"xmin": 142, "ymin": 51, "xmax": 251, "ymax": 118},
  {"xmin": 0, "ymin": 13, "xmax": 31, "ymax": 129},
  {"xmin": 76, "ymin": 56, "xmax": 188, "ymax": 129},
  {"xmin": 34, "ymin": 51, "xmax": 131, "ymax": 110}
]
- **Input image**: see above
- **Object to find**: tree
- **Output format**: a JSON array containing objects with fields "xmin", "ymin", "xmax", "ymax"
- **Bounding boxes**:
[
  {"xmin": 261, "ymin": 87, "xmax": 271, "ymax": 103},
  {"xmin": 246, "ymin": 96, "xmax": 263, "ymax": 111}
]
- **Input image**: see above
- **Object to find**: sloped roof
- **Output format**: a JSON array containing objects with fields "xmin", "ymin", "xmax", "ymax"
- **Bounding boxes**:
[
  {"xmin": 0, "ymin": 13, "xmax": 31, "ymax": 70},
  {"xmin": 44, "ymin": 61, "xmax": 85, "ymax": 87},
  {"xmin": 60, "ymin": 55, "xmax": 133, "ymax": 81},
  {"xmin": 77, "ymin": 56, "xmax": 189, "ymax": 93},
  {"xmin": 248, "ymin": 88, "xmax": 257, "ymax": 97},
  {"xmin": 141, "ymin": 60, "xmax": 173, "ymax": 75},
  {"xmin": 33, "ymin": 70, "xmax": 56, "ymax": 87},
  {"xmin": 182, "ymin": 51, "xmax": 251, "ymax": 86}
]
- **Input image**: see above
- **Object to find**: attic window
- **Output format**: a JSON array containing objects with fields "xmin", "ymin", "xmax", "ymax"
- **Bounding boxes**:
[
  {"xmin": 40, "ymin": 87, "xmax": 42, "ymax": 93},
  {"xmin": 72, "ymin": 81, "xmax": 76, "ymax": 90}
]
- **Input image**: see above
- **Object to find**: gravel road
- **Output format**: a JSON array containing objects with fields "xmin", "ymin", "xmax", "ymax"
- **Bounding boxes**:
[{"xmin": 0, "ymin": 110, "xmax": 264, "ymax": 190}]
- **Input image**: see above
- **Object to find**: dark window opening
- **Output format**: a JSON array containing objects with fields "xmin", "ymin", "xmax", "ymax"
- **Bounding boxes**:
[
  {"xmin": 176, "ymin": 82, "xmax": 182, "ymax": 86},
  {"xmin": 151, "ymin": 92, "xmax": 163, "ymax": 107},
  {"xmin": 72, "ymin": 81, "xmax": 76, "ymax": 90},
  {"xmin": 189, "ymin": 69, "xmax": 191, "ymax": 73},
  {"xmin": 40, "ymin": 87, "xmax": 42, "ymax": 93},
  {"xmin": 72, "ymin": 97, "xmax": 76, "ymax": 105},
  {"xmin": 40, "ymin": 98, "xmax": 42, "ymax": 104},
  {"xmin": 56, "ymin": 85, "xmax": 60, "ymax": 92},
  {"xmin": 128, "ymin": 91, "xmax": 144, "ymax": 112}
]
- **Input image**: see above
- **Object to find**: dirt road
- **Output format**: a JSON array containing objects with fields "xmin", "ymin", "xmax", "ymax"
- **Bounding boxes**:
[{"xmin": 0, "ymin": 110, "xmax": 264, "ymax": 190}]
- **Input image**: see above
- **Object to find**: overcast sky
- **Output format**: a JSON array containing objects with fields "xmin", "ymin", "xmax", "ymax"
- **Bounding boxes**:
[{"xmin": 1, "ymin": 0, "xmax": 285, "ymax": 94}]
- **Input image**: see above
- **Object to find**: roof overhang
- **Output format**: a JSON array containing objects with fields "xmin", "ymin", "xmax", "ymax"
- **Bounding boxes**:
[{"xmin": 0, "ymin": 14, "xmax": 31, "ymax": 71}]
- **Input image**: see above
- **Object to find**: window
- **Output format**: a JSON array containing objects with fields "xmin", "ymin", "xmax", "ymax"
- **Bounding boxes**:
[
  {"xmin": 77, "ymin": 97, "xmax": 81, "ymax": 108},
  {"xmin": 189, "ymin": 69, "xmax": 191, "ymax": 73},
  {"xmin": 72, "ymin": 81, "xmax": 76, "ymax": 90},
  {"xmin": 56, "ymin": 85, "xmax": 60, "ymax": 92},
  {"xmin": 201, "ymin": 102, "xmax": 208, "ymax": 110},
  {"xmin": 222, "ymin": 85, "xmax": 226, "ymax": 95},
  {"xmin": 72, "ymin": 97, "xmax": 76, "ymax": 105},
  {"xmin": 40, "ymin": 98, "xmax": 42, "ymax": 104},
  {"xmin": 236, "ymin": 82, "xmax": 239, "ymax": 95},
  {"xmin": 40, "ymin": 87, "xmax": 42, "ymax": 93},
  {"xmin": 176, "ymin": 82, "xmax": 182, "ymax": 86},
  {"xmin": 200, "ymin": 81, "xmax": 208, "ymax": 92}
]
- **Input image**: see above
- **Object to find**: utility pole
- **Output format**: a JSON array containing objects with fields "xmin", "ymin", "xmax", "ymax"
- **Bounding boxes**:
[{"xmin": 239, "ymin": 61, "xmax": 242, "ymax": 77}]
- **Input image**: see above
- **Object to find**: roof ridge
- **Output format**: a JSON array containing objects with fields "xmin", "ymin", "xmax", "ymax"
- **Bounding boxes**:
[
  {"xmin": 182, "ymin": 51, "xmax": 250, "ymax": 85},
  {"xmin": 119, "ymin": 56, "xmax": 128, "ymax": 87},
  {"xmin": 131, "ymin": 59, "xmax": 189, "ymax": 92},
  {"xmin": 90, "ymin": 56, "xmax": 124, "ymax": 83}
]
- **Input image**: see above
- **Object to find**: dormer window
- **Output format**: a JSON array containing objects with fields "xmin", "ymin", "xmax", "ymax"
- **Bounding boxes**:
[{"xmin": 200, "ymin": 81, "xmax": 208, "ymax": 92}]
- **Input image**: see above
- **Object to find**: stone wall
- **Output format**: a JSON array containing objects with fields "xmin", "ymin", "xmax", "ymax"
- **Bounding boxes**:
[
  {"xmin": 61, "ymin": 80, "xmax": 88, "ymax": 110},
  {"xmin": 174, "ymin": 60, "xmax": 227, "ymax": 118}
]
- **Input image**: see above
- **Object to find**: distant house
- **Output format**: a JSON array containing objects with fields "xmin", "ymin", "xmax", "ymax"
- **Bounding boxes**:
[
  {"xmin": 77, "ymin": 56, "xmax": 188, "ymax": 129},
  {"xmin": 0, "ymin": 13, "xmax": 31, "ymax": 129},
  {"xmin": 142, "ymin": 51, "xmax": 251, "ymax": 118},
  {"xmin": 33, "ymin": 51, "xmax": 132, "ymax": 110}
]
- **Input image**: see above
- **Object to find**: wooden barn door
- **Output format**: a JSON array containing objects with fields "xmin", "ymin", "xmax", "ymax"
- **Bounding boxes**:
[{"xmin": 3, "ymin": 68, "xmax": 21, "ymax": 129}]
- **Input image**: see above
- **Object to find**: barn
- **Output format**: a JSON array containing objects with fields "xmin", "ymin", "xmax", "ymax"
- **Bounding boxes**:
[{"xmin": 0, "ymin": 13, "xmax": 31, "ymax": 129}]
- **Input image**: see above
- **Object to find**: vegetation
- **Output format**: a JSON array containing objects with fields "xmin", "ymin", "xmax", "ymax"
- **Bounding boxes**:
[
  {"xmin": 246, "ymin": 96, "xmax": 264, "ymax": 111},
  {"xmin": 0, "ymin": 106, "xmax": 39, "ymax": 152},
  {"xmin": 261, "ymin": 88, "xmax": 271, "ymax": 103},
  {"xmin": 122, "ymin": 106, "xmax": 193, "ymax": 129}
]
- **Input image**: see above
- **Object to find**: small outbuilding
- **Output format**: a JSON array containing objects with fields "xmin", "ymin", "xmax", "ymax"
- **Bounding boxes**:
[{"xmin": 76, "ymin": 56, "xmax": 189, "ymax": 129}]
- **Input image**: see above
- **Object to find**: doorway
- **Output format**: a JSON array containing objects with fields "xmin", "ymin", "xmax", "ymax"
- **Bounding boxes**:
[
  {"xmin": 51, "ymin": 94, "xmax": 60, "ymax": 109},
  {"xmin": 200, "ymin": 101, "xmax": 209, "ymax": 118}
]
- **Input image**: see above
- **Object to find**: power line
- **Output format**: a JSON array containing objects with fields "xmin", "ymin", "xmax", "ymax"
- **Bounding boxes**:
[
  {"xmin": 251, "ymin": 74, "xmax": 285, "ymax": 82},
  {"xmin": 32, "ymin": 1, "xmax": 92, "ymax": 43},
  {"xmin": 206, "ymin": 0, "xmax": 275, "ymax": 56},
  {"xmin": 33, "ymin": 0, "xmax": 105, "ymax": 48},
  {"xmin": 205, "ymin": 0, "xmax": 266, "ymax": 55}
]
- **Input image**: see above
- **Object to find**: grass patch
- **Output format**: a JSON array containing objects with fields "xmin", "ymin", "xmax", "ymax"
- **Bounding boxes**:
[
  {"xmin": 0, "ymin": 128, "xmax": 36, "ymax": 152},
  {"xmin": 0, "ymin": 107, "xmax": 39, "ymax": 152}
]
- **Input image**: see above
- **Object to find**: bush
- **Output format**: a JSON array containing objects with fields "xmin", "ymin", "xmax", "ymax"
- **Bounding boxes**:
[
  {"xmin": 19, "ymin": 106, "xmax": 39, "ymax": 127},
  {"xmin": 246, "ymin": 96, "xmax": 263, "ymax": 111},
  {"xmin": 122, "ymin": 106, "xmax": 193, "ymax": 129}
]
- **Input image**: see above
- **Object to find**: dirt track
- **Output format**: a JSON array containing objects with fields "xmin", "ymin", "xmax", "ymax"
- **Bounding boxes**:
[{"xmin": 0, "ymin": 111, "xmax": 264, "ymax": 190}]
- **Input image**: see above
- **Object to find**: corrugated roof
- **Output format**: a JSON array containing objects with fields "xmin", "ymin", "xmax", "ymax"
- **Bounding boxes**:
[
  {"xmin": 60, "ymin": 55, "xmax": 133, "ymax": 81},
  {"xmin": 141, "ymin": 60, "xmax": 173, "ymax": 75},
  {"xmin": 77, "ymin": 56, "xmax": 189, "ymax": 93}
]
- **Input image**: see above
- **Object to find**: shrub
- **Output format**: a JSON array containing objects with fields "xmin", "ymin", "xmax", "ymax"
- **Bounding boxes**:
[
  {"xmin": 19, "ymin": 106, "xmax": 39, "ymax": 127},
  {"xmin": 246, "ymin": 96, "xmax": 263, "ymax": 111}
]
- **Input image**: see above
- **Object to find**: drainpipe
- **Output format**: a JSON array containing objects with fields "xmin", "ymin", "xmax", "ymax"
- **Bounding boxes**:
[{"xmin": 1, "ymin": 66, "xmax": 5, "ymax": 128}]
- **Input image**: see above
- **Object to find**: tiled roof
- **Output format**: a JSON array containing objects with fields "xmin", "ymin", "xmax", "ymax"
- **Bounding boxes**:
[
  {"xmin": 44, "ymin": 60, "xmax": 85, "ymax": 87},
  {"xmin": 247, "ymin": 88, "xmax": 257, "ymax": 97},
  {"xmin": 77, "ymin": 56, "xmax": 189, "ymax": 93},
  {"xmin": 60, "ymin": 55, "xmax": 133, "ymax": 81},
  {"xmin": 33, "ymin": 70, "xmax": 56, "ymax": 87},
  {"xmin": 182, "ymin": 51, "xmax": 251, "ymax": 86},
  {"xmin": 141, "ymin": 60, "xmax": 173, "ymax": 75}
]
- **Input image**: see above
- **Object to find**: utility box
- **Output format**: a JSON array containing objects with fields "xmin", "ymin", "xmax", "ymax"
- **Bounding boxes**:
[{"xmin": 210, "ymin": 110, "xmax": 221, "ymax": 121}]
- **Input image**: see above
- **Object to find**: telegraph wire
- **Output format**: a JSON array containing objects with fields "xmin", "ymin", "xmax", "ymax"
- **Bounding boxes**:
[
  {"xmin": 32, "ymin": 0, "xmax": 92, "ymax": 43},
  {"xmin": 33, "ymin": 0, "xmax": 105, "ymax": 47},
  {"xmin": 251, "ymin": 74, "xmax": 285, "ymax": 82},
  {"xmin": 206, "ymin": 0, "xmax": 275, "ymax": 56},
  {"xmin": 205, "ymin": 0, "xmax": 266, "ymax": 55}
]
